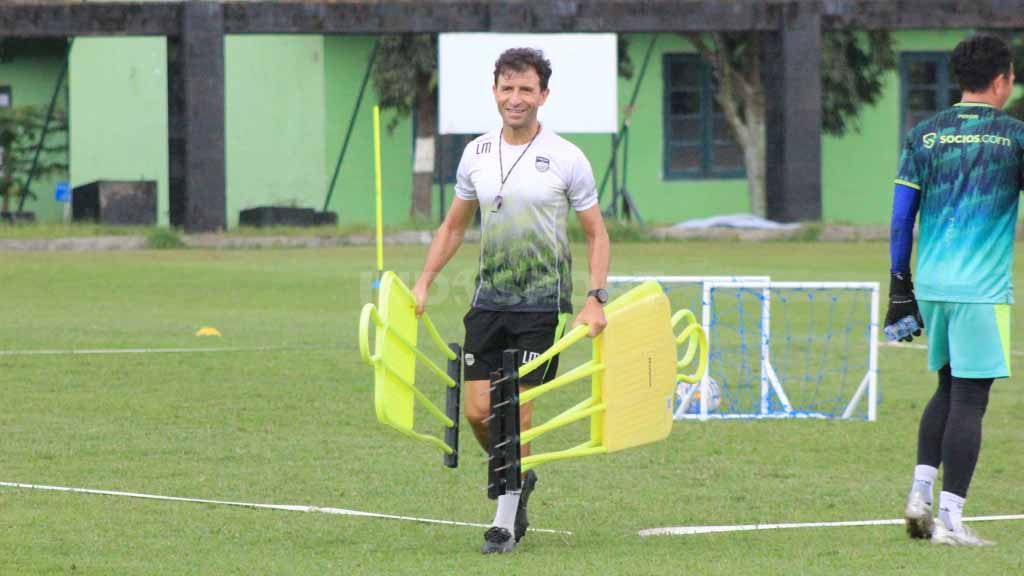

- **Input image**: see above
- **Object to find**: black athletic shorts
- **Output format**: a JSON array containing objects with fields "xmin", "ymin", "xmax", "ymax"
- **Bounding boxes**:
[{"xmin": 462, "ymin": 308, "xmax": 566, "ymax": 386}]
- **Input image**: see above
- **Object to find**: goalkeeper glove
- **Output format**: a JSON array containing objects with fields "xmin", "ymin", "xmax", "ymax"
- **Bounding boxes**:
[{"xmin": 884, "ymin": 271, "xmax": 924, "ymax": 342}]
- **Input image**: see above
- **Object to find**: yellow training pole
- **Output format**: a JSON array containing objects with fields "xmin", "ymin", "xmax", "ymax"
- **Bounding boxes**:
[{"xmin": 374, "ymin": 105, "xmax": 384, "ymax": 276}]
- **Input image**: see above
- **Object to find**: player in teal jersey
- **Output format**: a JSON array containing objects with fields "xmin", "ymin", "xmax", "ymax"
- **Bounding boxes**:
[{"xmin": 889, "ymin": 35, "xmax": 1023, "ymax": 547}]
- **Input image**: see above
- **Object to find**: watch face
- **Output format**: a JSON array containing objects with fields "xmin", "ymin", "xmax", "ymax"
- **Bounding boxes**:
[{"xmin": 592, "ymin": 289, "xmax": 609, "ymax": 303}]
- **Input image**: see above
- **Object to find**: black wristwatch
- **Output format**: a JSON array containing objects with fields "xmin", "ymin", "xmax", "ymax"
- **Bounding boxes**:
[{"xmin": 587, "ymin": 288, "xmax": 609, "ymax": 304}]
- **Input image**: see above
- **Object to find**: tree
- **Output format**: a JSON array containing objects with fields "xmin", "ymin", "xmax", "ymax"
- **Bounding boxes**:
[
  {"xmin": 686, "ymin": 31, "xmax": 895, "ymax": 217},
  {"xmin": 0, "ymin": 106, "xmax": 68, "ymax": 215},
  {"xmin": 372, "ymin": 35, "xmax": 437, "ymax": 220},
  {"xmin": 1001, "ymin": 35, "xmax": 1024, "ymax": 120}
]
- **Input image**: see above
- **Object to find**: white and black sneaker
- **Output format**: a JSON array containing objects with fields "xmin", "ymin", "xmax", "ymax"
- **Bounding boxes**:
[
  {"xmin": 904, "ymin": 489, "xmax": 934, "ymax": 539},
  {"xmin": 931, "ymin": 522, "xmax": 995, "ymax": 547},
  {"xmin": 481, "ymin": 526, "xmax": 515, "ymax": 554},
  {"xmin": 514, "ymin": 470, "xmax": 538, "ymax": 543}
]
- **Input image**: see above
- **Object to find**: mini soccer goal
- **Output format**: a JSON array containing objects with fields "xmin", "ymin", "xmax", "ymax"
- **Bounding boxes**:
[{"xmin": 608, "ymin": 276, "xmax": 880, "ymax": 421}]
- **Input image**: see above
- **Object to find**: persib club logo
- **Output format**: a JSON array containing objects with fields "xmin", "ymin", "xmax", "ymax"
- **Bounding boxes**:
[
  {"xmin": 922, "ymin": 132, "xmax": 937, "ymax": 149},
  {"xmin": 535, "ymin": 155, "xmax": 550, "ymax": 172}
]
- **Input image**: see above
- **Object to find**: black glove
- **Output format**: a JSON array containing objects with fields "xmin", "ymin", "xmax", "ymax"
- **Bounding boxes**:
[{"xmin": 885, "ymin": 271, "xmax": 924, "ymax": 342}]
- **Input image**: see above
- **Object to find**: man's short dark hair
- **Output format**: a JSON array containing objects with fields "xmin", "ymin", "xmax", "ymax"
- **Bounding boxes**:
[
  {"xmin": 951, "ymin": 35, "xmax": 1013, "ymax": 93},
  {"xmin": 493, "ymin": 48, "xmax": 552, "ymax": 91}
]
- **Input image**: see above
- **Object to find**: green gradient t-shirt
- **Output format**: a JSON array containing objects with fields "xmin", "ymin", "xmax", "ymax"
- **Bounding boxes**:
[
  {"xmin": 455, "ymin": 127, "xmax": 598, "ymax": 312},
  {"xmin": 896, "ymin": 103, "xmax": 1024, "ymax": 303}
]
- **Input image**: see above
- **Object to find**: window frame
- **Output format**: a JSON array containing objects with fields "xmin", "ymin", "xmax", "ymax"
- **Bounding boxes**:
[
  {"xmin": 899, "ymin": 51, "xmax": 961, "ymax": 142},
  {"xmin": 662, "ymin": 53, "xmax": 745, "ymax": 181}
]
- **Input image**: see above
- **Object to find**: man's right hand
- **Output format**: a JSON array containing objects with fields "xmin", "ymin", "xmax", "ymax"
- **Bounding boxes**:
[
  {"xmin": 412, "ymin": 279, "xmax": 429, "ymax": 316},
  {"xmin": 884, "ymin": 271, "xmax": 924, "ymax": 342}
]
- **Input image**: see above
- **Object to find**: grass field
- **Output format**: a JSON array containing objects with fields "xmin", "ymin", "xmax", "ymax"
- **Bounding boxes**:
[{"xmin": 2, "ymin": 242, "xmax": 1023, "ymax": 575}]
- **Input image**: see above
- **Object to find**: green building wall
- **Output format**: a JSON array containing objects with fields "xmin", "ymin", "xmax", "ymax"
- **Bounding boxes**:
[
  {"xmin": 226, "ymin": 35, "xmax": 328, "ymax": 227},
  {"xmin": 323, "ymin": 36, "xmax": 414, "ymax": 227},
  {"xmin": 68, "ymin": 37, "xmax": 169, "ymax": 225},
  {"xmin": 68, "ymin": 35, "xmax": 332, "ymax": 228},
  {"xmin": 11, "ymin": 29, "xmax": 988, "ymax": 228},
  {"xmin": 821, "ymin": 30, "xmax": 968, "ymax": 224}
]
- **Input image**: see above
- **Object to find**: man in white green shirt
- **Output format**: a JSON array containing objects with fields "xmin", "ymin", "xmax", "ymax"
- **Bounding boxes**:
[{"xmin": 413, "ymin": 48, "xmax": 611, "ymax": 554}]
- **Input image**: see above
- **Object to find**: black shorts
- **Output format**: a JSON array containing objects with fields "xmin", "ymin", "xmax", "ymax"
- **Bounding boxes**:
[{"xmin": 462, "ymin": 308, "xmax": 565, "ymax": 386}]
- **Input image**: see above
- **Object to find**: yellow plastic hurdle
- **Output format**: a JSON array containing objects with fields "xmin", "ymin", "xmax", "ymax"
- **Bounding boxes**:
[
  {"xmin": 359, "ymin": 271, "xmax": 462, "ymax": 467},
  {"xmin": 672, "ymin": 308, "xmax": 708, "ymax": 385},
  {"xmin": 487, "ymin": 280, "xmax": 709, "ymax": 497}
]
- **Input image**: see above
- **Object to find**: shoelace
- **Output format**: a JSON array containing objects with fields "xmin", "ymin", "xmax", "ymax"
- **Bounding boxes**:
[{"xmin": 485, "ymin": 526, "xmax": 510, "ymax": 541}]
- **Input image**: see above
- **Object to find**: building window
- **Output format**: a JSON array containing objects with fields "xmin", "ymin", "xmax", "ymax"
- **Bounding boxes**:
[
  {"xmin": 900, "ymin": 52, "xmax": 961, "ymax": 139},
  {"xmin": 662, "ymin": 54, "xmax": 744, "ymax": 180}
]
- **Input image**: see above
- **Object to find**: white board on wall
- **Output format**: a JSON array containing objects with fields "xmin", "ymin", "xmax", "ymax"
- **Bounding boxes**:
[{"xmin": 438, "ymin": 33, "xmax": 618, "ymax": 135}]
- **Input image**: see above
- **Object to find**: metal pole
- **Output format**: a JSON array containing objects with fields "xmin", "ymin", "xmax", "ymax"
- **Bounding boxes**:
[
  {"xmin": 323, "ymin": 39, "xmax": 379, "ymax": 213},
  {"xmin": 597, "ymin": 34, "xmax": 658, "ymax": 204},
  {"xmin": 868, "ymin": 285, "xmax": 879, "ymax": 421},
  {"xmin": 437, "ymin": 133, "xmax": 446, "ymax": 224},
  {"xmin": 760, "ymin": 287, "xmax": 771, "ymax": 415},
  {"xmin": 608, "ymin": 133, "xmax": 618, "ymax": 218},
  {"xmin": 19, "ymin": 38, "xmax": 73, "ymax": 214},
  {"xmin": 373, "ymin": 105, "xmax": 384, "ymax": 277},
  {"xmin": 699, "ymin": 282, "xmax": 713, "ymax": 420},
  {"xmin": 621, "ymin": 127, "xmax": 630, "ymax": 220}
]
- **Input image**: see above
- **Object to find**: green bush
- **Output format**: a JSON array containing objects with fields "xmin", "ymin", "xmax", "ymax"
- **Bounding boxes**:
[{"xmin": 146, "ymin": 228, "xmax": 185, "ymax": 249}]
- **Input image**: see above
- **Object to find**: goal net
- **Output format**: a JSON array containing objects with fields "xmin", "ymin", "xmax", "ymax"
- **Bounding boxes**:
[{"xmin": 608, "ymin": 276, "xmax": 880, "ymax": 421}]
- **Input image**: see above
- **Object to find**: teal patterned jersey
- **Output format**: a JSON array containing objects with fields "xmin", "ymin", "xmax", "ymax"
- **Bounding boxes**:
[{"xmin": 896, "ymin": 103, "xmax": 1024, "ymax": 303}]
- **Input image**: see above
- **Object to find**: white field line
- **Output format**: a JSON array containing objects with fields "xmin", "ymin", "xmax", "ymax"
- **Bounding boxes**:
[
  {"xmin": 881, "ymin": 341, "xmax": 1024, "ymax": 357},
  {"xmin": 0, "ymin": 345, "xmax": 328, "ymax": 356},
  {"xmin": 0, "ymin": 481, "xmax": 572, "ymax": 536},
  {"xmin": 639, "ymin": 514, "xmax": 1024, "ymax": 537},
  {"xmin": 880, "ymin": 341, "xmax": 928, "ymax": 351}
]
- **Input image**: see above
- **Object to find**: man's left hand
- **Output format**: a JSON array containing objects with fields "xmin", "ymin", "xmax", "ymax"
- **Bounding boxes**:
[
  {"xmin": 573, "ymin": 298, "xmax": 607, "ymax": 338},
  {"xmin": 884, "ymin": 271, "xmax": 924, "ymax": 342}
]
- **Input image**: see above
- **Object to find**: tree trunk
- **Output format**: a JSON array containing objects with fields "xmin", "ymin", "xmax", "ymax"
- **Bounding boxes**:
[
  {"xmin": 721, "ymin": 84, "xmax": 768, "ymax": 218},
  {"xmin": 744, "ymin": 111, "xmax": 767, "ymax": 218},
  {"xmin": 690, "ymin": 33, "xmax": 770, "ymax": 218},
  {"xmin": 411, "ymin": 77, "xmax": 436, "ymax": 220}
]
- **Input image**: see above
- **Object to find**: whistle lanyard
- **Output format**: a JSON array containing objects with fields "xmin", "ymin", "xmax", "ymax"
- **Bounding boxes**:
[{"xmin": 495, "ymin": 126, "xmax": 540, "ymax": 212}]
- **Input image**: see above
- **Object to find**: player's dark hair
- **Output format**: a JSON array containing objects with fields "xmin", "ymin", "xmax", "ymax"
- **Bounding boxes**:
[
  {"xmin": 493, "ymin": 48, "xmax": 552, "ymax": 91},
  {"xmin": 951, "ymin": 35, "xmax": 1013, "ymax": 93}
]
